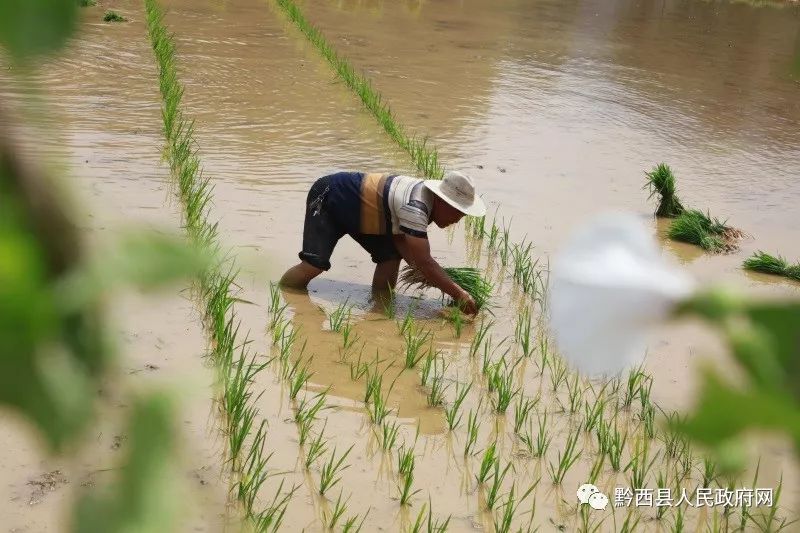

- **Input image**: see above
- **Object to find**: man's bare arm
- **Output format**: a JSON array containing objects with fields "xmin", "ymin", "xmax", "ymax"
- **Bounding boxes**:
[{"xmin": 393, "ymin": 234, "xmax": 476, "ymax": 313}]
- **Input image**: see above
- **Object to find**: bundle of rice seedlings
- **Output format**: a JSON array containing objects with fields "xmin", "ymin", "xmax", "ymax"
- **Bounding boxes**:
[
  {"xmin": 644, "ymin": 163, "xmax": 685, "ymax": 218},
  {"xmin": 667, "ymin": 209, "xmax": 742, "ymax": 253},
  {"xmin": 743, "ymin": 252, "xmax": 800, "ymax": 281},
  {"xmin": 399, "ymin": 265, "xmax": 492, "ymax": 309}
]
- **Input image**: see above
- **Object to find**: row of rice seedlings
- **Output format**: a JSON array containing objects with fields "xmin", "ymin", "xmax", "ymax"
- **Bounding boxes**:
[
  {"xmin": 547, "ymin": 425, "xmax": 582, "ymax": 484},
  {"xmin": 273, "ymin": 0, "xmax": 444, "ymax": 178},
  {"xmin": 743, "ymin": 251, "xmax": 800, "ymax": 281},
  {"xmin": 144, "ymin": 1, "xmax": 295, "ymax": 526}
]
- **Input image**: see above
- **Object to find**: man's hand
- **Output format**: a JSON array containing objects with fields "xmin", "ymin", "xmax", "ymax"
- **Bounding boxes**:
[{"xmin": 456, "ymin": 290, "xmax": 478, "ymax": 315}]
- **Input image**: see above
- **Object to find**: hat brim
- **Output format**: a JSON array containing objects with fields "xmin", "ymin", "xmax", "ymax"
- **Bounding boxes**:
[{"xmin": 424, "ymin": 180, "xmax": 487, "ymax": 217}]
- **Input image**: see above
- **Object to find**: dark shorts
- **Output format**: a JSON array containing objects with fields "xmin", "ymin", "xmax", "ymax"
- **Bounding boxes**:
[{"xmin": 298, "ymin": 174, "xmax": 401, "ymax": 271}]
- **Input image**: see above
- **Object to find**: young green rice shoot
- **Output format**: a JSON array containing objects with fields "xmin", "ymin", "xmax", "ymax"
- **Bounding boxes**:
[
  {"xmin": 398, "ymin": 471, "xmax": 421, "ymax": 506},
  {"xmin": 324, "ymin": 490, "xmax": 350, "ymax": 530},
  {"xmin": 464, "ymin": 406, "xmax": 480, "ymax": 457},
  {"xmin": 397, "ymin": 441, "xmax": 416, "ymax": 476},
  {"xmin": 484, "ymin": 461, "xmax": 512, "ymax": 511},
  {"xmin": 446, "ymin": 305, "xmax": 464, "ymax": 337},
  {"xmin": 287, "ymin": 356, "xmax": 313, "ymax": 400},
  {"xmin": 494, "ymin": 483, "xmax": 537, "ymax": 533},
  {"xmin": 625, "ymin": 438, "xmax": 658, "ymax": 490},
  {"xmin": 404, "ymin": 326, "xmax": 432, "ymax": 368},
  {"xmin": 548, "ymin": 425, "xmax": 582, "ymax": 484},
  {"xmin": 476, "ymin": 442, "xmax": 499, "ymax": 485},
  {"xmin": 489, "ymin": 361, "xmax": 519, "ymax": 413},
  {"xmin": 328, "ymin": 300, "xmax": 352, "ymax": 332},
  {"xmin": 379, "ymin": 419, "xmax": 400, "ymax": 451},
  {"xmin": 469, "ymin": 319, "xmax": 492, "ymax": 358},
  {"xmin": 319, "ymin": 445, "xmax": 354, "ymax": 495},
  {"xmin": 410, "ymin": 501, "xmax": 451, "ymax": 533},
  {"xmin": 513, "ymin": 395, "xmax": 538, "ymax": 435},
  {"xmin": 514, "ymin": 304, "xmax": 534, "ymax": 358},
  {"xmin": 444, "ymin": 380, "xmax": 472, "ymax": 430},
  {"xmin": 521, "ymin": 410, "xmax": 552, "ymax": 458},
  {"xmin": 565, "ymin": 373, "xmax": 583, "ymax": 414},
  {"xmin": 304, "ymin": 421, "xmax": 327, "ymax": 469}
]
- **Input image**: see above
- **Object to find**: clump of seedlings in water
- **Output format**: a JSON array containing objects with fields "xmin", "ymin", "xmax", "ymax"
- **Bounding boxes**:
[
  {"xmin": 446, "ymin": 305, "xmax": 464, "ymax": 337},
  {"xmin": 645, "ymin": 163, "xmax": 685, "ymax": 218},
  {"xmin": 382, "ymin": 285, "xmax": 398, "ymax": 318},
  {"xmin": 304, "ymin": 421, "xmax": 328, "ymax": 469},
  {"xmin": 547, "ymin": 355, "xmax": 568, "ymax": 393},
  {"xmin": 324, "ymin": 490, "xmax": 352, "ymax": 530},
  {"xmin": 514, "ymin": 305, "xmax": 534, "ymax": 358},
  {"xmin": 488, "ymin": 360, "xmax": 519, "ymax": 413},
  {"xmin": 484, "ymin": 461, "xmax": 512, "ymax": 511},
  {"xmin": 469, "ymin": 319, "xmax": 492, "ymax": 358},
  {"xmin": 513, "ymin": 395, "xmax": 538, "ymax": 435},
  {"xmin": 397, "ymin": 471, "xmax": 421, "ymax": 506},
  {"xmin": 743, "ymin": 251, "xmax": 800, "ymax": 281},
  {"xmin": 379, "ymin": 420, "xmax": 400, "ymax": 451},
  {"xmin": 476, "ymin": 442, "xmax": 499, "ymax": 484},
  {"xmin": 397, "ymin": 440, "xmax": 416, "ymax": 476},
  {"xmin": 625, "ymin": 438, "xmax": 658, "ymax": 490},
  {"xmin": 365, "ymin": 366, "xmax": 396, "ymax": 425},
  {"xmin": 104, "ymin": 10, "xmax": 127, "ymax": 22},
  {"xmin": 399, "ymin": 265, "xmax": 492, "ymax": 310},
  {"xmin": 644, "ymin": 163, "xmax": 743, "ymax": 252},
  {"xmin": 295, "ymin": 391, "xmax": 328, "ymax": 446},
  {"xmin": 328, "ymin": 300, "xmax": 352, "ymax": 332},
  {"xmin": 494, "ymin": 483, "xmax": 537, "ymax": 533}
]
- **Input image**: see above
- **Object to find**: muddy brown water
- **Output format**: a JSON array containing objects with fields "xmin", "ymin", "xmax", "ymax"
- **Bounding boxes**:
[{"xmin": 1, "ymin": 0, "xmax": 799, "ymax": 530}]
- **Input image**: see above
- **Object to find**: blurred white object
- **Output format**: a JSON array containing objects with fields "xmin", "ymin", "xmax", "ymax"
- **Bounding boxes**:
[{"xmin": 550, "ymin": 212, "xmax": 695, "ymax": 376}]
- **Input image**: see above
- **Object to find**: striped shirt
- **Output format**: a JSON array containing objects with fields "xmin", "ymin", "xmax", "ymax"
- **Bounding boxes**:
[{"xmin": 326, "ymin": 172, "xmax": 434, "ymax": 238}]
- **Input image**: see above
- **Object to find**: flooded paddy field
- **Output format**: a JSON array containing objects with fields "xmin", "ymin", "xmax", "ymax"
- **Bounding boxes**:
[{"xmin": 1, "ymin": 0, "xmax": 799, "ymax": 531}]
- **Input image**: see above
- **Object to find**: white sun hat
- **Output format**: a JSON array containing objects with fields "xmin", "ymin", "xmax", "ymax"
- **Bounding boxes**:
[{"xmin": 424, "ymin": 171, "xmax": 487, "ymax": 217}]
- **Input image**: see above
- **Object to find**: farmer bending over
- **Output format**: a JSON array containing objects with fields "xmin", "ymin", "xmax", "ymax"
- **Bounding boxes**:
[{"xmin": 280, "ymin": 170, "xmax": 487, "ymax": 314}]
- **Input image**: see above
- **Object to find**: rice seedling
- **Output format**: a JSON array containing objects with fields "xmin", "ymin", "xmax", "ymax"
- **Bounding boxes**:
[
  {"xmin": 286, "ymin": 356, "xmax": 313, "ymax": 400},
  {"xmin": 464, "ymin": 407, "xmax": 480, "ymax": 457},
  {"xmin": 655, "ymin": 471, "xmax": 670, "ymax": 520},
  {"xmin": 487, "ymin": 213, "xmax": 500, "ymax": 250},
  {"xmin": 671, "ymin": 505, "xmax": 686, "ymax": 533},
  {"xmin": 512, "ymin": 395, "xmax": 538, "ymax": 435},
  {"xmin": 582, "ymin": 398, "xmax": 605, "ymax": 434},
  {"xmin": 588, "ymin": 452, "xmax": 605, "ymax": 485},
  {"xmin": 469, "ymin": 318, "xmax": 492, "ymax": 358},
  {"xmin": 661, "ymin": 411, "xmax": 690, "ymax": 459},
  {"xmin": 267, "ymin": 281, "xmax": 288, "ymax": 331},
  {"xmin": 398, "ymin": 471, "xmax": 421, "ymax": 506},
  {"xmin": 380, "ymin": 419, "xmax": 400, "ymax": 451},
  {"xmin": 419, "ymin": 348, "xmax": 438, "ymax": 387},
  {"xmin": 397, "ymin": 441, "xmax": 416, "ymax": 476},
  {"xmin": 743, "ymin": 251, "xmax": 800, "ymax": 281},
  {"xmin": 304, "ymin": 421, "xmax": 327, "ymax": 469},
  {"xmin": 621, "ymin": 366, "xmax": 649, "ymax": 409},
  {"xmin": 548, "ymin": 425, "xmax": 582, "ymax": 484},
  {"xmin": 494, "ymin": 483, "xmax": 537, "ymax": 533},
  {"xmin": 565, "ymin": 373, "xmax": 583, "ymax": 415},
  {"xmin": 295, "ymin": 391, "xmax": 328, "ymax": 446},
  {"xmin": 668, "ymin": 209, "xmax": 741, "ymax": 253},
  {"xmin": 547, "ymin": 355, "xmax": 568, "ymax": 392},
  {"xmin": 644, "ymin": 163, "xmax": 685, "ymax": 218},
  {"xmin": 640, "ymin": 403, "xmax": 656, "ymax": 439},
  {"xmin": 538, "ymin": 332, "xmax": 550, "ymax": 375},
  {"xmin": 446, "ymin": 306, "xmax": 464, "ymax": 337},
  {"xmin": 522, "ymin": 410, "xmax": 552, "ymax": 458},
  {"xmin": 342, "ymin": 509, "xmax": 370, "ymax": 533},
  {"xmin": 578, "ymin": 505, "xmax": 603, "ymax": 533},
  {"xmin": 484, "ymin": 461, "xmax": 512, "ymax": 511},
  {"xmin": 251, "ymin": 480, "xmax": 300, "ymax": 532},
  {"xmin": 514, "ymin": 305, "xmax": 534, "ymax": 358},
  {"xmin": 319, "ymin": 445, "xmax": 354, "ymax": 495},
  {"xmin": 625, "ymin": 439, "xmax": 658, "ymax": 490},
  {"xmin": 700, "ymin": 456, "xmax": 718, "ymax": 488},
  {"xmin": 619, "ymin": 509, "xmax": 642, "ymax": 533},
  {"xmin": 399, "ymin": 265, "xmax": 492, "ymax": 310},
  {"xmin": 410, "ymin": 501, "xmax": 451, "ymax": 533},
  {"xmin": 103, "ymin": 10, "xmax": 127, "ymax": 22},
  {"xmin": 426, "ymin": 374, "xmax": 448, "ymax": 408},
  {"xmin": 328, "ymin": 300, "xmax": 352, "ymax": 332},
  {"xmin": 476, "ymin": 442, "xmax": 499, "ymax": 485},
  {"xmin": 489, "ymin": 361, "xmax": 519, "ymax": 413},
  {"xmin": 444, "ymin": 380, "xmax": 472, "ymax": 430},
  {"xmin": 324, "ymin": 490, "xmax": 350, "ymax": 530},
  {"xmin": 277, "ymin": 325, "xmax": 300, "ymax": 368},
  {"xmin": 606, "ymin": 424, "xmax": 628, "ymax": 472},
  {"xmin": 403, "ymin": 326, "xmax": 432, "ymax": 369},
  {"xmin": 397, "ymin": 306, "xmax": 416, "ymax": 336},
  {"xmin": 341, "ymin": 320, "xmax": 360, "ymax": 352},
  {"xmin": 382, "ymin": 284, "xmax": 398, "ymax": 319}
]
